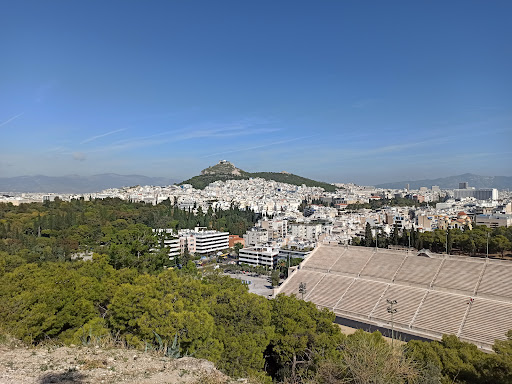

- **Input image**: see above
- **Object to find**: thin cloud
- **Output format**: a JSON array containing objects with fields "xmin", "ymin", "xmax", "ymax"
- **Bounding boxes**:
[
  {"xmin": 0, "ymin": 113, "xmax": 24, "ymax": 128},
  {"xmin": 73, "ymin": 152, "xmax": 86, "ymax": 161},
  {"xmin": 89, "ymin": 124, "xmax": 280, "ymax": 153},
  {"xmin": 81, "ymin": 128, "xmax": 126, "ymax": 144},
  {"xmin": 201, "ymin": 135, "xmax": 318, "ymax": 158}
]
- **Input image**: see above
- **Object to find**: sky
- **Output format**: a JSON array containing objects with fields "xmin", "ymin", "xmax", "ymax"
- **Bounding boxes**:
[{"xmin": 1, "ymin": 1, "xmax": 511, "ymax": 185}]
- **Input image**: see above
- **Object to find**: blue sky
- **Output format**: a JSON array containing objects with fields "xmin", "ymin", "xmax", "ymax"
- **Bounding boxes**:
[{"xmin": 1, "ymin": 1, "xmax": 511, "ymax": 185}]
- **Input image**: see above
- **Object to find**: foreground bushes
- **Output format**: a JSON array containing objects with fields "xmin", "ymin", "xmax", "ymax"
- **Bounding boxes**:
[{"xmin": 1, "ymin": 256, "xmax": 511, "ymax": 383}]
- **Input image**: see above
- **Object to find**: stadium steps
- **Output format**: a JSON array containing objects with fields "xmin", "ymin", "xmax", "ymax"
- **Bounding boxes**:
[
  {"xmin": 393, "ymin": 255, "xmax": 443, "ymax": 289},
  {"xmin": 473, "ymin": 259, "xmax": 488, "ymax": 295},
  {"xmin": 329, "ymin": 247, "xmax": 375, "ymax": 277},
  {"xmin": 429, "ymin": 258, "xmax": 446, "ymax": 289},
  {"xmin": 391, "ymin": 254, "xmax": 409, "ymax": 283},
  {"xmin": 306, "ymin": 274, "xmax": 354, "ymax": 309},
  {"xmin": 279, "ymin": 269, "xmax": 324, "ymax": 298},
  {"xmin": 280, "ymin": 245, "xmax": 512, "ymax": 349},
  {"xmin": 411, "ymin": 291, "xmax": 469, "ymax": 337},
  {"xmin": 371, "ymin": 285, "xmax": 426, "ymax": 329},
  {"xmin": 333, "ymin": 277, "xmax": 357, "ymax": 309},
  {"xmin": 476, "ymin": 261, "xmax": 512, "ymax": 302},
  {"xmin": 368, "ymin": 284, "xmax": 391, "ymax": 319},
  {"xmin": 334, "ymin": 279, "xmax": 388, "ymax": 318},
  {"xmin": 409, "ymin": 290, "xmax": 429, "ymax": 328},
  {"xmin": 460, "ymin": 298, "xmax": 512, "ymax": 346},
  {"xmin": 302, "ymin": 246, "xmax": 344, "ymax": 273},
  {"xmin": 431, "ymin": 258, "xmax": 486, "ymax": 295},
  {"xmin": 457, "ymin": 298, "xmax": 473, "ymax": 337},
  {"xmin": 304, "ymin": 274, "xmax": 327, "ymax": 301},
  {"xmin": 359, "ymin": 251, "xmax": 406, "ymax": 283}
]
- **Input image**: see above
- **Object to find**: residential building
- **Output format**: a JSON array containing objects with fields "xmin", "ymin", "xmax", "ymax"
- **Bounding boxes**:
[
  {"xmin": 454, "ymin": 188, "xmax": 498, "ymax": 201},
  {"xmin": 476, "ymin": 214, "xmax": 512, "ymax": 228},
  {"xmin": 153, "ymin": 229, "xmax": 180, "ymax": 259},
  {"xmin": 243, "ymin": 227, "xmax": 269, "ymax": 246},
  {"xmin": 178, "ymin": 227, "xmax": 229, "ymax": 255},
  {"xmin": 290, "ymin": 223, "xmax": 323, "ymax": 241},
  {"xmin": 239, "ymin": 246, "xmax": 279, "ymax": 268},
  {"xmin": 261, "ymin": 219, "xmax": 288, "ymax": 240}
]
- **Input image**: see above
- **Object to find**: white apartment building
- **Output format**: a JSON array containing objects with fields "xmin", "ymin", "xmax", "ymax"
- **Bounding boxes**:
[
  {"xmin": 153, "ymin": 229, "xmax": 180, "ymax": 259},
  {"xmin": 290, "ymin": 223, "xmax": 323, "ymax": 241},
  {"xmin": 178, "ymin": 227, "xmax": 229, "ymax": 255},
  {"xmin": 454, "ymin": 188, "xmax": 498, "ymax": 201},
  {"xmin": 243, "ymin": 227, "xmax": 269, "ymax": 246},
  {"xmin": 239, "ymin": 246, "xmax": 279, "ymax": 269}
]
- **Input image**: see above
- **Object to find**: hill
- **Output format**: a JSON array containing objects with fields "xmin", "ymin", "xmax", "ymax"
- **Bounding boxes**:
[
  {"xmin": 0, "ymin": 174, "xmax": 180, "ymax": 193},
  {"xmin": 0, "ymin": 342, "xmax": 234, "ymax": 384},
  {"xmin": 180, "ymin": 161, "xmax": 337, "ymax": 191},
  {"xmin": 375, "ymin": 173, "xmax": 512, "ymax": 190}
]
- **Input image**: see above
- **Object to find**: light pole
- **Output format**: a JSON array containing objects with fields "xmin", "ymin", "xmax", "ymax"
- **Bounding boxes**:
[
  {"xmin": 299, "ymin": 282, "xmax": 307, "ymax": 300},
  {"xmin": 387, "ymin": 299, "xmax": 398, "ymax": 347}
]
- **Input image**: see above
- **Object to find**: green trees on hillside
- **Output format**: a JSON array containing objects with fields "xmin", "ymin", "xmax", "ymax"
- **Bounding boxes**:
[
  {"xmin": 0, "ymin": 199, "xmax": 260, "ymax": 272},
  {"xmin": 1, "ymin": 257, "xmax": 512, "ymax": 383}
]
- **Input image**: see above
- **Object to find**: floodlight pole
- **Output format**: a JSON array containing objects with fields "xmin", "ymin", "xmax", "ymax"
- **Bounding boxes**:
[
  {"xmin": 387, "ymin": 299, "xmax": 398, "ymax": 347},
  {"xmin": 299, "ymin": 282, "xmax": 307, "ymax": 300}
]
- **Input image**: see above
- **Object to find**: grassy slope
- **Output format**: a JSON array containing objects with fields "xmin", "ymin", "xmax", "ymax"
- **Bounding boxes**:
[{"xmin": 180, "ymin": 172, "xmax": 336, "ymax": 192}]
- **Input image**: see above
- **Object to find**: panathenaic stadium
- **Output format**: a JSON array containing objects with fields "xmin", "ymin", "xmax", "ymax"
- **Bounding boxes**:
[{"xmin": 275, "ymin": 245, "xmax": 512, "ymax": 351}]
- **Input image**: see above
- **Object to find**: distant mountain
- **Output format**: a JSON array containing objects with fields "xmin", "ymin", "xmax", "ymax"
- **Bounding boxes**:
[
  {"xmin": 0, "ymin": 174, "xmax": 181, "ymax": 193},
  {"xmin": 180, "ymin": 161, "xmax": 337, "ymax": 192},
  {"xmin": 375, "ymin": 173, "xmax": 512, "ymax": 190}
]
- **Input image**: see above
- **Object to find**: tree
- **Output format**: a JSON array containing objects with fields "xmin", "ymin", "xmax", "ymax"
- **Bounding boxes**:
[
  {"xmin": 392, "ymin": 224, "xmax": 399, "ymax": 245},
  {"xmin": 270, "ymin": 269, "xmax": 280, "ymax": 287},
  {"xmin": 315, "ymin": 330, "xmax": 423, "ymax": 384},
  {"xmin": 268, "ymin": 294, "xmax": 343, "ymax": 382},
  {"xmin": 491, "ymin": 235, "xmax": 511, "ymax": 259},
  {"xmin": 234, "ymin": 242, "xmax": 244, "ymax": 255},
  {"xmin": 364, "ymin": 223, "xmax": 373, "ymax": 247}
]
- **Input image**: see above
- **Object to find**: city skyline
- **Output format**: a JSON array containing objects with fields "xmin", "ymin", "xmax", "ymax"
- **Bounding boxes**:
[{"xmin": 1, "ymin": 1, "xmax": 511, "ymax": 185}]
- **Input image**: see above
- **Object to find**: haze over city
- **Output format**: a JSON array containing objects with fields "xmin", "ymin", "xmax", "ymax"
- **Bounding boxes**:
[{"xmin": 1, "ymin": 1, "xmax": 511, "ymax": 184}]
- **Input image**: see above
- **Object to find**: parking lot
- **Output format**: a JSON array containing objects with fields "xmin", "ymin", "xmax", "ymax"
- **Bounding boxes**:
[{"xmin": 224, "ymin": 272, "xmax": 275, "ymax": 297}]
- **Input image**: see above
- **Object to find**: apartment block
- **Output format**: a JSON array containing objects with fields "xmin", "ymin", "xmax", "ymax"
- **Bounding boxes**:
[
  {"xmin": 178, "ymin": 227, "xmax": 229, "ymax": 255},
  {"xmin": 243, "ymin": 227, "xmax": 269, "ymax": 246},
  {"xmin": 238, "ymin": 246, "xmax": 279, "ymax": 269}
]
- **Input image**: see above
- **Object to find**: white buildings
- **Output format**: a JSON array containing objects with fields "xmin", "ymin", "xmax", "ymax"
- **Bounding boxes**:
[
  {"xmin": 290, "ymin": 223, "xmax": 323, "ymax": 241},
  {"xmin": 454, "ymin": 188, "xmax": 498, "ymax": 201},
  {"xmin": 243, "ymin": 227, "xmax": 269, "ymax": 246},
  {"xmin": 239, "ymin": 246, "xmax": 279, "ymax": 269},
  {"xmin": 153, "ymin": 229, "xmax": 180, "ymax": 259},
  {"xmin": 178, "ymin": 227, "xmax": 229, "ymax": 255},
  {"xmin": 476, "ymin": 214, "xmax": 512, "ymax": 228},
  {"xmin": 261, "ymin": 219, "xmax": 288, "ymax": 240}
]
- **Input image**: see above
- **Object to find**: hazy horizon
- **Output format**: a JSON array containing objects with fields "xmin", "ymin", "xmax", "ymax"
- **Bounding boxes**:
[{"xmin": 2, "ymin": 1, "xmax": 511, "ymax": 185}]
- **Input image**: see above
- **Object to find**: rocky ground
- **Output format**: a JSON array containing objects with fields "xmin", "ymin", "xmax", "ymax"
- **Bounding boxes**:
[{"xmin": 0, "ymin": 341, "xmax": 242, "ymax": 384}]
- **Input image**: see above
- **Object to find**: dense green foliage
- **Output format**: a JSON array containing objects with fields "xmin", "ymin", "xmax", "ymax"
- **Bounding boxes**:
[
  {"xmin": 180, "ymin": 172, "xmax": 336, "ymax": 192},
  {"xmin": 406, "ymin": 333, "xmax": 512, "ymax": 384},
  {"xmin": 0, "ymin": 199, "xmax": 260, "ymax": 272},
  {"xmin": 1, "ymin": 200, "xmax": 512, "ymax": 383},
  {"xmin": 354, "ymin": 224, "xmax": 512, "ymax": 257}
]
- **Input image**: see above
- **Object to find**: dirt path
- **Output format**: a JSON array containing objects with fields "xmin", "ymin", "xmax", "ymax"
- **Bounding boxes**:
[{"xmin": 0, "ymin": 343, "xmax": 235, "ymax": 384}]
